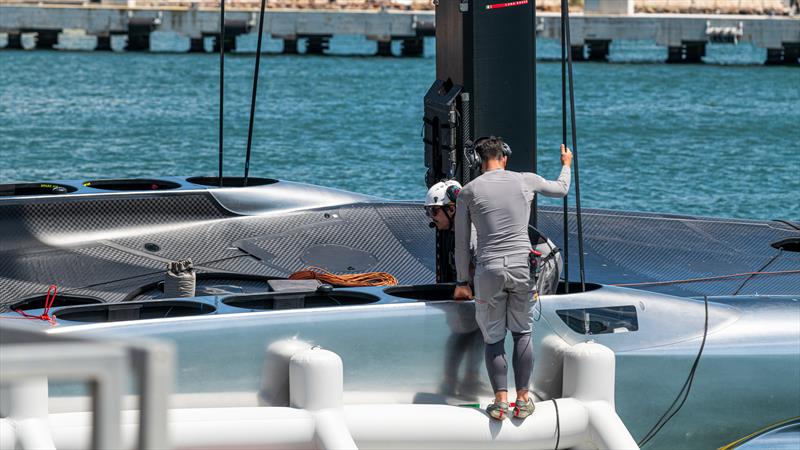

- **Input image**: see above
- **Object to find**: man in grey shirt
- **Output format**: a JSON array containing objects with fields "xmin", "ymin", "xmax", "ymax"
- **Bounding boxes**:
[{"xmin": 454, "ymin": 136, "xmax": 572, "ymax": 420}]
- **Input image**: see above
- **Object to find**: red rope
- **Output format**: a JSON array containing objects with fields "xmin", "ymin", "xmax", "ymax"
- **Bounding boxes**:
[{"xmin": 13, "ymin": 284, "xmax": 58, "ymax": 325}]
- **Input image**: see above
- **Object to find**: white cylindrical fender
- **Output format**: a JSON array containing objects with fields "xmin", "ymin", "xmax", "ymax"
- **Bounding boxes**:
[
  {"xmin": 3, "ymin": 377, "xmax": 49, "ymax": 419},
  {"xmin": 259, "ymin": 338, "xmax": 313, "ymax": 406},
  {"xmin": 533, "ymin": 334, "xmax": 572, "ymax": 400},
  {"xmin": 14, "ymin": 418, "xmax": 57, "ymax": 450},
  {"xmin": 289, "ymin": 347, "xmax": 343, "ymax": 411},
  {"xmin": 585, "ymin": 402, "xmax": 639, "ymax": 450},
  {"xmin": 1, "ymin": 378, "xmax": 56, "ymax": 450},
  {"xmin": 0, "ymin": 419, "xmax": 15, "ymax": 450},
  {"xmin": 562, "ymin": 342, "xmax": 616, "ymax": 406}
]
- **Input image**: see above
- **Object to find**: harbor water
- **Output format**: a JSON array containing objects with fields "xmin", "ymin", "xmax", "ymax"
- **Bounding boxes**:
[{"xmin": 1, "ymin": 36, "xmax": 798, "ymax": 220}]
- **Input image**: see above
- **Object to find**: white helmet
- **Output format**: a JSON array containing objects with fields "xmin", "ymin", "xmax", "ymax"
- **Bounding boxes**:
[{"xmin": 425, "ymin": 180, "xmax": 462, "ymax": 207}]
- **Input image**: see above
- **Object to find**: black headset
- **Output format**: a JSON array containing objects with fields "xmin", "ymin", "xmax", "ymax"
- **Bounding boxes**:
[{"xmin": 465, "ymin": 136, "xmax": 512, "ymax": 170}]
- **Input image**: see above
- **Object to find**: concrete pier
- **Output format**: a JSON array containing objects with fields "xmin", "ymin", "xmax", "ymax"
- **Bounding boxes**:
[{"xmin": 0, "ymin": 3, "xmax": 798, "ymax": 64}]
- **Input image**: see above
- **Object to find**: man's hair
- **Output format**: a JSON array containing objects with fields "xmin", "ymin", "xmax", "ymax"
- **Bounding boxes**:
[{"xmin": 475, "ymin": 136, "xmax": 507, "ymax": 161}]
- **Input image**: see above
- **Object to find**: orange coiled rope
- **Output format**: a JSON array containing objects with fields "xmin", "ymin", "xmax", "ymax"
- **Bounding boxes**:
[{"xmin": 288, "ymin": 267, "xmax": 398, "ymax": 287}]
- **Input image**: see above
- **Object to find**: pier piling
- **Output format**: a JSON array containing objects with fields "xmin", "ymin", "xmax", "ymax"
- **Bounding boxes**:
[
  {"xmin": 304, "ymin": 35, "xmax": 330, "ymax": 55},
  {"xmin": 667, "ymin": 41, "xmax": 706, "ymax": 63},
  {"xmin": 586, "ymin": 39, "xmax": 610, "ymax": 61},
  {"xmin": 188, "ymin": 37, "xmax": 205, "ymax": 53},
  {"xmin": 376, "ymin": 40, "xmax": 392, "ymax": 57},
  {"xmin": 126, "ymin": 17, "xmax": 158, "ymax": 52},
  {"xmin": 401, "ymin": 37, "xmax": 424, "ymax": 57},
  {"xmin": 571, "ymin": 45, "xmax": 586, "ymax": 61},
  {"xmin": 28, "ymin": 29, "xmax": 59, "ymax": 49},
  {"xmin": 282, "ymin": 37, "xmax": 298, "ymax": 54},
  {"xmin": 6, "ymin": 32, "xmax": 22, "ymax": 50},
  {"xmin": 766, "ymin": 43, "xmax": 800, "ymax": 65},
  {"xmin": 95, "ymin": 35, "xmax": 112, "ymax": 51}
]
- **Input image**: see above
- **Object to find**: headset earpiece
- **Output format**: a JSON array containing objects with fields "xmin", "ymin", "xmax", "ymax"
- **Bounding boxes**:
[
  {"xmin": 465, "ymin": 139, "xmax": 480, "ymax": 169},
  {"xmin": 467, "ymin": 136, "xmax": 511, "ymax": 169}
]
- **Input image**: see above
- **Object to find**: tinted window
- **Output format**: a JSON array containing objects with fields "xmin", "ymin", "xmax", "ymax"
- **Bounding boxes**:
[{"xmin": 556, "ymin": 306, "xmax": 638, "ymax": 335}]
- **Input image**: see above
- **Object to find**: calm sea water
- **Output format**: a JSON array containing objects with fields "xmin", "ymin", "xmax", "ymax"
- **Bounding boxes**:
[{"xmin": 1, "ymin": 36, "xmax": 798, "ymax": 220}]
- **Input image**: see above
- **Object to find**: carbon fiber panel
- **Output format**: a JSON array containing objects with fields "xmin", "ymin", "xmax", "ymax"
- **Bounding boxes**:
[
  {"xmin": 536, "ymin": 206, "xmax": 800, "ymax": 297},
  {"xmin": 0, "ymin": 192, "xmax": 797, "ymax": 311},
  {"xmin": 235, "ymin": 204, "xmax": 436, "ymax": 285}
]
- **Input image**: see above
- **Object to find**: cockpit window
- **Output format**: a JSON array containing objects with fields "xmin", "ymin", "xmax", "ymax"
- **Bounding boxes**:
[{"xmin": 556, "ymin": 305, "xmax": 638, "ymax": 335}]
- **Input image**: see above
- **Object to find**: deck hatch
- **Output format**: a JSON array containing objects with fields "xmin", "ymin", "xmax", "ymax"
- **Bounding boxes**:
[
  {"xmin": 223, "ymin": 290, "xmax": 379, "ymax": 310},
  {"xmin": 54, "ymin": 300, "xmax": 215, "ymax": 323}
]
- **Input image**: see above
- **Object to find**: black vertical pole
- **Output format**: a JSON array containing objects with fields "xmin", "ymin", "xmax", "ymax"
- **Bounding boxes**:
[
  {"xmin": 564, "ymin": 3, "xmax": 586, "ymax": 292},
  {"xmin": 560, "ymin": 0, "xmax": 569, "ymax": 293},
  {"xmin": 531, "ymin": 0, "xmax": 538, "ymax": 228},
  {"xmin": 218, "ymin": 0, "xmax": 225, "ymax": 188},
  {"xmin": 244, "ymin": 0, "xmax": 268, "ymax": 187}
]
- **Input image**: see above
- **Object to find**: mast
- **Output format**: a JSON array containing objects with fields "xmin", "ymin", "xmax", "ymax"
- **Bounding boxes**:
[{"xmin": 424, "ymin": 0, "xmax": 536, "ymax": 282}]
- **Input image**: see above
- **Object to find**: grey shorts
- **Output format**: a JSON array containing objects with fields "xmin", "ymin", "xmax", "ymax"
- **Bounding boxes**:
[{"xmin": 474, "ymin": 253, "xmax": 535, "ymax": 344}]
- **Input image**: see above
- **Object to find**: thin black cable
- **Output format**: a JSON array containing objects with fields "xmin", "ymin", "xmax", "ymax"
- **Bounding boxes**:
[
  {"xmin": 552, "ymin": 398, "xmax": 560, "ymax": 450},
  {"xmin": 563, "ymin": 0, "xmax": 585, "ymax": 293},
  {"xmin": 531, "ymin": 0, "xmax": 538, "ymax": 229},
  {"xmin": 638, "ymin": 296, "xmax": 709, "ymax": 448},
  {"xmin": 243, "ymin": 0, "xmax": 269, "ymax": 187},
  {"xmin": 218, "ymin": 0, "xmax": 225, "ymax": 188},
  {"xmin": 732, "ymin": 249, "xmax": 782, "ymax": 296},
  {"xmin": 559, "ymin": 0, "xmax": 569, "ymax": 294}
]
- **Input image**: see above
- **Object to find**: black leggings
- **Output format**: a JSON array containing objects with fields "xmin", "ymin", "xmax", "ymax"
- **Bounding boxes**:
[{"xmin": 484, "ymin": 332, "xmax": 533, "ymax": 393}]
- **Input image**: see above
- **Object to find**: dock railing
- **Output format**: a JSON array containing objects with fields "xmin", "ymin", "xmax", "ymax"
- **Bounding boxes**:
[{"xmin": 0, "ymin": 322, "xmax": 174, "ymax": 450}]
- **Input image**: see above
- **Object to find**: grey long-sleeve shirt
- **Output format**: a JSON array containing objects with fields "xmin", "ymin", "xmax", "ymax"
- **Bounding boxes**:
[{"xmin": 454, "ymin": 166, "xmax": 571, "ymax": 283}]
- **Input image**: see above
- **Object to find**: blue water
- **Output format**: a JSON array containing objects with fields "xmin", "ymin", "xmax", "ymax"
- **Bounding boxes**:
[{"xmin": 1, "ymin": 36, "xmax": 798, "ymax": 220}]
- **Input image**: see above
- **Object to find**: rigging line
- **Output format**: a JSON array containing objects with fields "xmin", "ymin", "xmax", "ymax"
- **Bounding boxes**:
[
  {"xmin": 612, "ymin": 269, "xmax": 800, "ymax": 288},
  {"xmin": 552, "ymin": 398, "xmax": 561, "ymax": 450},
  {"xmin": 774, "ymin": 219, "xmax": 800, "ymax": 231},
  {"xmin": 243, "ymin": 0, "xmax": 269, "ymax": 187},
  {"xmin": 218, "ymin": 0, "xmax": 225, "ymax": 187},
  {"xmin": 733, "ymin": 248, "xmax": 783, "ymax": 295},
  {"xmin": 638, "ymin": 296, "xmax": 709, "ymax": 448},
  {"xmin": 559, "ymin": 0, "xmax": 569, "ymax": 294},
  {"xmin": 563, "ymin": 2, "xmax": 586, "ymax": 293},
  {"xmin": 531, "ymin": 0, "xmax": 538, "ymax": 229}
]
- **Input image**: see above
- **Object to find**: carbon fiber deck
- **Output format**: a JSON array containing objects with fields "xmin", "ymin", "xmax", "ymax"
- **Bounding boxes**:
[
  {"xmin": 536, "ymin": 206, "xmax": 800, "ymax": 297},
  {"xmin": 0, "ymin": 191, "xmax": 797, "ymax": 311}
]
